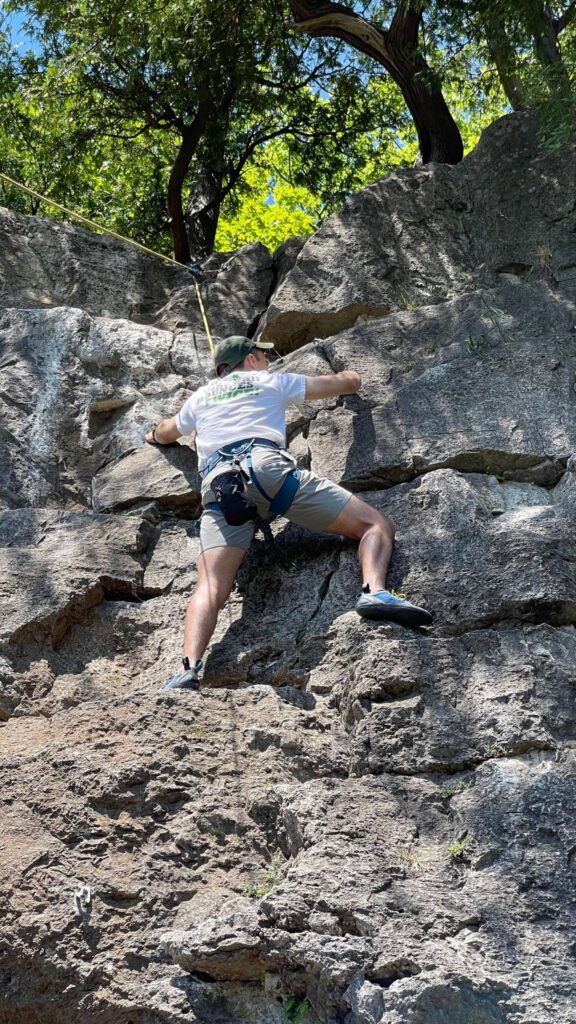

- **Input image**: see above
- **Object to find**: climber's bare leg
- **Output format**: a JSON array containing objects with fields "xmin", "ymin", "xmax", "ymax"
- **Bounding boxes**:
[
  {"xmin": 184, "ymin": 546, "xmax": 246, "ymax": 664},
  {"xmin": 324, "ymin": 494, "xmax": 395, "ymax": 592}
]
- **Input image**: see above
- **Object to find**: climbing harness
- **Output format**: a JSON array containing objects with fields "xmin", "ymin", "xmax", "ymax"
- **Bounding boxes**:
[
  {"xmin": 0, "ymin": 170, "xmax": 215, "ymax": 356},
  {"xmin": 202, "ymin": 437, "xmax": 301, "ymax": 524}
]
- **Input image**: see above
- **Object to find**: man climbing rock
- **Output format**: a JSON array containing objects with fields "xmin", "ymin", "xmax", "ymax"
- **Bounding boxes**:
[{"xmin": 146, "ymin": 335, "xmax": 432, "ymax": 690}]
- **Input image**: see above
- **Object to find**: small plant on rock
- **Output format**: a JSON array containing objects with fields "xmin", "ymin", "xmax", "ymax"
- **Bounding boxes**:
[
  {"xmin": 467, "ymin": 331, "xmax": 488, "ymax": 355},
  {"xmin": 282, "ymin": 996, "xmax": 310, "ymax": 1023},
  {"xmin": 447, "ymin": 835, "xmax": 471, "ymax": 861},
  {"xmin": 440, "ymin": 779, "xmax": 472, "ymax": 799},
  {"xmin": 398, "ymin": 847, "xmax": 423, "ymax": 869},
  {"xmin": 241, "ymin": 859, "xmax": 283, "ymax": 899}
]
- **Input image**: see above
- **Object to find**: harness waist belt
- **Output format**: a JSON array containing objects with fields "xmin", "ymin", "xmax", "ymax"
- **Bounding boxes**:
[{"xmin": 200, "ymin": 437, "xmax": 280, "ymax": 478}]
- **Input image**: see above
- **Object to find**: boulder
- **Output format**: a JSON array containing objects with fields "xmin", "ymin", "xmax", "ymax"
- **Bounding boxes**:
[
  {"xmin": 259, "ymin": 114, "xmax": 576, "ymax": 351},
  {"xmin": 306, "ymin": 282, "xmax": 576, "ymax": 490}
]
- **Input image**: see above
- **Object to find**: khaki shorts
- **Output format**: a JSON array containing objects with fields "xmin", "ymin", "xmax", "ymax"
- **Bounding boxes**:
[{"xmin": 200, "ymin": 445, "xmax": 352, "ymax": 552}]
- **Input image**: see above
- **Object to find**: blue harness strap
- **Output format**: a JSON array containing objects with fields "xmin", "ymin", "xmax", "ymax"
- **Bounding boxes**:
[
  {"xmin": 201, "ymin": 436, "xmax": 301, "ymax": 522},
  {"xmin": 244, "ymin": 450, "xmax": 301, "ymax": 519},
  {"xmin": 270, "ymin": 469, "xmax": 301, "ymax": 518}
]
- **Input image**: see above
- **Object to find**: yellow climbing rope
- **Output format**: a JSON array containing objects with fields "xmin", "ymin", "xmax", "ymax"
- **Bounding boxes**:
[
  {"xmin": 0, "ymin": 169, "xmax": 215, "ymax": 356},
  {"xmin": 192, "ymin": 277, "xmax": 214, "ymax": 353}
]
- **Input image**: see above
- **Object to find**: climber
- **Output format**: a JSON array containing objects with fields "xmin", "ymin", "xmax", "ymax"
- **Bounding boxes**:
[{"xmin": 146, "ymin": 335, "xmax": 432, "ymax": 690}]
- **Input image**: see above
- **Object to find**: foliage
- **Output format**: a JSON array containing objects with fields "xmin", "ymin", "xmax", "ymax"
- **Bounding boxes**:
[
  {"xmin": 216, "ymin": 141, "xmax": 322, "ymax": 252},
  {"xmin": 216, "ymin": 53, "xmax": 508, "ymax": 251},
  {"xmin": 430, "ymin": 0, "xmax": 576, "ymax": 144},
  {"xmin": 447, "ymin": 836, "xmax": 470, "ymax": 860},
  {"xmin": 0, "ymin": 59, "xmax": 176, "ymax": 251},
  {"xmin": 241, "ymin": 860, "xmax": 283, "ymax": 899},
  {"xmin": 440, "ymin": 779, "xmax": 472, "ymax": 799},
  {"xmin": 282, "ymin": 996, "xmax": 310, "ymax": 1024},
  {"xmin": 2, "ymin": 0, "xmax": 395, "ymax": 258},
  {"xmin": 522, "ymin": 52, "xmax": 576, "ymax": 151},
  {"xmin": 0, "ymin": 0, "xmax": 573, "ymax": 258}
]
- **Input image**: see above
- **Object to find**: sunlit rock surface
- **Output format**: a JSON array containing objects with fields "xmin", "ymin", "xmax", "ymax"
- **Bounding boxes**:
[{"xmin": 1, "ymin": 114, "xmax": 576, "ymax": 1024}]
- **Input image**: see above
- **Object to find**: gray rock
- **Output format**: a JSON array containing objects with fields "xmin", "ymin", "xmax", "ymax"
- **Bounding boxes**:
[
  {"xmin": 303, "ymin": 281, "xmax": 576, "ymax": 490},
  {"xmin": 273, "ymin": 235, "xmax": 308, "ymax": 287},
  {"xmin": 92, "ymin": 443, "xmax": 201, "ymax": 516},
  {"xmin": 259, "ymin": 114, "xmax": 576, "ymax": 352},
  {"xmin": 0, "ymin": 207, "xmax": 274, "ymax": 338},
  {"xmin": 0, "ymin": 204, "xmax": 188, "ymax": 321},
  {"xmin": 0, "ymin": 508, "xmax": 156, "ymax": 646},
  {"xmin": 0, "ymin": 306, "xmax": 210, "ymax": 510},
  {"xmin": 154, "ymin": 242, "xmax": 274, "ymax": 336},
  {"xmin": 346, "ymin": 625, "xmax": 576, "ymax": 775},
  {"xmin": 3, "ymin": 112, "xmax": 576, "ymax": 1024}
]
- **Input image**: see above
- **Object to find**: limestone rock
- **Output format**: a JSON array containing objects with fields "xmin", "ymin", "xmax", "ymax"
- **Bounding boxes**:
[
  {"xmin": 92, "ymin": 443, "xmax": 201, "ymax": 516},
  {"xmin": 344, "ymin": 624, "xmax": 576, "ymax": 775},
  {"xmin": 301, "ymin": 281, "xmax": 576, "ymax": 490},
  {"xmin": 2, "ymin": 113, "xmax": 576, "ymax": 1024},
  {"xmin": 0, "ymin": 306, "xmax": 210, "ymax": 511},
  {"xmin": 0, "ymin": 204, "xmax": 188, "ymax": 321},
  {"xmin": 154, "ymin": 242, "xmax": 274, "ymax": 336},
  {"xmin": 0, "ymin": 685, "xmax": 348, "ymax": 1022},
  {"xmin": 273, "ymin": 235, "xmax": 308, "ymax": 287},
  {"xmin": 0, "ymin": 508, "xmax": 156, "ymax": 647},
  {"xmin": 259, "ymin": 114, "xmax": 576, "ymax": 351},
  {"xmin": 0, "ymin": 207, "xmax": 274, "ymax": 338}
]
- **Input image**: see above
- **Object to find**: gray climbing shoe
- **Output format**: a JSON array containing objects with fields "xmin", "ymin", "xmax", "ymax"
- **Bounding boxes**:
[
  {"xmin": 356, "ymin": 587, "xmax": 432, "ymax": 627},
  {"xmin": 162, "ymin": 657, "xmax": 203, "ymax": 691}
]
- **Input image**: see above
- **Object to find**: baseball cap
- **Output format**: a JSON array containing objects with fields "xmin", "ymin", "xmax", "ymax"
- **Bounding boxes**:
[{"xmin": 214, "ymin": 335, "xmax": 274, "ymax": 375}]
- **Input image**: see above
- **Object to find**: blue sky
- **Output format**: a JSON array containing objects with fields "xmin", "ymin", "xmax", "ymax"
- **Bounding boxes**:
[{"xmin": 2, "ymin": 8, "xmax": 40, "ymax": 52}]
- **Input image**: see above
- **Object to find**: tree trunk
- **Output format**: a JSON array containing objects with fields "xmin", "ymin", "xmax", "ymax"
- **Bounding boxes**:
[
  {"xmin": 481, "ymin": 14, "xmax": 529, "ymax": 110},
  {"xmin": 534, "ymin": 3, "xmax": 564, "ymax": 66},
  {"xmin": 532, "ymin": 2, "xmax": 573, "ymax": 99},
  {"xmin": 185, "ymin": 166, "xmax": 224, "ymax": 260},
  {"xmin": 287, "ymin": 0, "xmax": 463, "ymax": 164},
  {"xmin": 167, "ymin": 101, "xmax": 214, "ymax": 264}
]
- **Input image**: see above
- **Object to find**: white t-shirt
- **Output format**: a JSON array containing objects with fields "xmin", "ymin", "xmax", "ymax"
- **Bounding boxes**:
[{"xmin": 176, "ymin": 370, "xmax": 307, "ymax": 468}]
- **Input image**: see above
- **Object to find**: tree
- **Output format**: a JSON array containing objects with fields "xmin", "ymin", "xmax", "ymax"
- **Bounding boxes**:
[
  {"xmin": 433, "ymin": 1, "xmax": 576, "ymax": 115},
  {"xmin": 3, "ymin": 0, "xmax": 541, "ymax": 260},
  {"xmin": 215, "ymin": 139, "xmax": 322, "ymax": 251},
  {"xmin": 286, "ymin": 0, "xmax": 464, "ymax": 164},
  {"xmin": 215, "ymin": 55, "xmax": 507, "ymax": 252},
  {"xmin": 5, "ymin": 0, "xmax": 389, "ymax": 262}
]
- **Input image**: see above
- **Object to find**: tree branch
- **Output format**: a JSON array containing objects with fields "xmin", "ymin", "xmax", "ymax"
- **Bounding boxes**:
[
  {"xmin": 556, "ymin": 0, "xmax": 576, "ymax": 33},
  {"xmin": 287, "ymin": 0, "xmax": 463, "ymax": 163},
  {"xmin": 389, "ymin": 2, "xmax": 421, "ymax": 51}
]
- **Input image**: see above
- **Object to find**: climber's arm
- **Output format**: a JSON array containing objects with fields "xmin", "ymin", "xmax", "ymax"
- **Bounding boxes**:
[
  {"xmin": 304, "ymin": 371, "xmax": 361, "ymax": 401},
  {"xmin": 145, "ymin": 416, "xmax": 182, "ymax": 445}
]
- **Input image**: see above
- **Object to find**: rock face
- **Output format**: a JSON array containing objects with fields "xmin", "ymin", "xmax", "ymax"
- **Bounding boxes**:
[
  {"xmin": 258, "ymin": 113, "xmax": 576, "ymax": 351},
  {"xmin": 2, "ymin": 113, "xmax": 576, "ymax": 1024},
  {"xmin": 0, "ymin": 206, "xmax": 274, "ymax": 334}
]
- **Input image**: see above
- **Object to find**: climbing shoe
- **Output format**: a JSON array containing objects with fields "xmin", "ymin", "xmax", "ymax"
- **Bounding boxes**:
[
  {"xmin": 356, "ymin": 586, "xmax": 433, "ymax": 627},
  {"xmin": 162, "ymin": 657, "xmax": 203, "ymax": 691}
]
